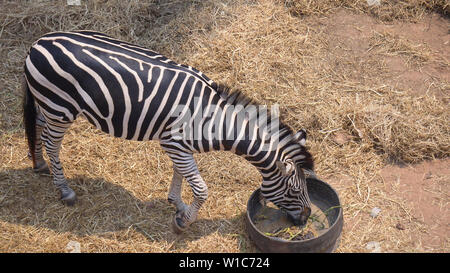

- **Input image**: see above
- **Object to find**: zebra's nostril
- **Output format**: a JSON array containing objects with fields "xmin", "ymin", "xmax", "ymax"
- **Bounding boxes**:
[
  {"xmin": 286, "ymin": 211, "xmax": 303, "ymax": 226},
  {"xmin": 287, "ymin": 207, "xmax": 311, "ymax": 226},
  {"xmin": 301, "ymin": 207, "xmax": 311, "ymax": 218}
]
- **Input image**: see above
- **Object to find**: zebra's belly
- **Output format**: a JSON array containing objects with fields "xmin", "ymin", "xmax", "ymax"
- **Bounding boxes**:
[{"xmin": 79, "ymin": 107, "xmax": 169, "ymax": 142}]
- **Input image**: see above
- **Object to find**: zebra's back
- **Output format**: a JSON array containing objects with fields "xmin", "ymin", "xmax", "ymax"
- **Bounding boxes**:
[{"xmin": 25, "ymin": 31, "xmax": 215, "ymax": 141}]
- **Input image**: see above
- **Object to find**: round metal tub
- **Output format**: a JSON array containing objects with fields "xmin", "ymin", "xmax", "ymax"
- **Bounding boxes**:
[{"xmin": 245, "ymin": 177, "xmax": 343, "ymax": 253}]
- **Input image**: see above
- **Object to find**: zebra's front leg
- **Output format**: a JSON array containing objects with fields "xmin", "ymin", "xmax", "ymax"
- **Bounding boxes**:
[
  {"xmin": 164, "ymin": 150, "xmax": 208, "ymax": 233},
  {"xmin": 172, "ymin": 171, "xmax": 208, "ymax": 234},
  {"xmin": 168, "ymin": 167, "xmax": 189, "ymax": 217},
  {"xmin": 41, "ymin": 120, "xmax": 76, "ymax": 206}
]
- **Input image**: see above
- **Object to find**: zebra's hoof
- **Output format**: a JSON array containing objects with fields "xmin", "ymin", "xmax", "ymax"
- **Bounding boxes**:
[
  {"xmin": 60, "ymin": 187, "xmax": 77, "ymax": 206},
  {"xmin": 172, "ymin": 215, "xmax": 187, "ymax": 234},
  {"xmin": 33, "ymin": 162, "xmax": 50, "ymax": 175},
  {"xmin": 62, "ymin": 194, "xmax": 77, "ymax": 206}
]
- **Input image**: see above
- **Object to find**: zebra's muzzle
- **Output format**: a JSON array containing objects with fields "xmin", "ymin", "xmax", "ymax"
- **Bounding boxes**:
[{"xmin": 287, "ymin": 207, "xmax": 311, "ymax": 226}]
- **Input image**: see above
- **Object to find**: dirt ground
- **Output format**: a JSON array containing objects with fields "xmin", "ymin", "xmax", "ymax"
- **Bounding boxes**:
[
  {"xmin": 381, "ymin": 159, "xmax": 449, "ymax": 251},
  {"xmin": 0, "ymin": 0, "xmax": 448, "ymax": 252},
  {"xmin": 324, "ymin": 9, "xmax": 449, "ymax": 96},
  {"xmin": 325, "ymin": 9, "xmax": 449, "ymax": 252},
  {"xmin": 317, "ymin": 8, "xmax": 449, "ymax": 252},
  {"xmin": 321, "ymin": 10, "xmax": 450, "ymax": 252}
]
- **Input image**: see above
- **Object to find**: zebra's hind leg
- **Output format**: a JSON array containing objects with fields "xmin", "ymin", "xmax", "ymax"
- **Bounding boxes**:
[
  {"xmin": 41, "ymin": 118, "xmax": 76, "ymax": 206},
  {"xmin": 30, "ymin": 109, "xmax": 50, "ymax": 174}
]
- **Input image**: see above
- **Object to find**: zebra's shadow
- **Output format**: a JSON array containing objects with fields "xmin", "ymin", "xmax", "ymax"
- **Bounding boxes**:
[{"xmin": 0, "ymin": 168, "xmax": 251, "ymax": 252}]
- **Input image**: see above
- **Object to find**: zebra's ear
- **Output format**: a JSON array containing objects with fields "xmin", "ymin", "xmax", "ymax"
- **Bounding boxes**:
[
  {"xmin": 276, "ymin": 159, "xmax": 295, "ymax": 177},
  {"xmin": 293, "ymin": 129, "xmax": 307, "ymax": 147}
]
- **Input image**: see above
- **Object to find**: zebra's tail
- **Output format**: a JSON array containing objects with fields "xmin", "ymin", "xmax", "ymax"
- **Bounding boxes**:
[{"xmin": 23, "ymin": 77, "xmax": 36, "ymax": 168}]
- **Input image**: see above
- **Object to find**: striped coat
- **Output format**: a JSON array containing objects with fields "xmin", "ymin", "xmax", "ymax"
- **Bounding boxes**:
[{"xmin": 23, "ymin": 31, "xmax": 314, "ymax": 232}]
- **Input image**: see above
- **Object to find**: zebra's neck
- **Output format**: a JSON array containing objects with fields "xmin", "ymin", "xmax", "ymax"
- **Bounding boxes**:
[
  {"xmin": 202, "ymin": 89, "xmax": 295, "ymax": 177},
  {"xmin": 223, "ymin": 122, "xmax": 295, "ymax": 179},
  {"xmin": 161, "ymin": 84, "xmax": 296, "ymax": 177}
]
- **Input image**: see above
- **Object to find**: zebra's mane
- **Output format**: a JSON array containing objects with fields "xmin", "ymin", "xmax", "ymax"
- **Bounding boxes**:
[{"xmin": 213, "ymin": 83, "xmax": 297, "ymax": 144}]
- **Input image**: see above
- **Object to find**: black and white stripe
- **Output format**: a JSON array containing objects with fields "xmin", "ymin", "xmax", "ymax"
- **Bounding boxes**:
[{"xmin": 23, "ymin": 31, "xmax": 315, "ymax": 230}]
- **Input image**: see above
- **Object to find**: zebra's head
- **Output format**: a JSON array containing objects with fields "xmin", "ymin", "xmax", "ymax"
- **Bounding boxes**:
[{"xmin": 261, "ymin": 129, "xmax": 315, "ymax": 226}]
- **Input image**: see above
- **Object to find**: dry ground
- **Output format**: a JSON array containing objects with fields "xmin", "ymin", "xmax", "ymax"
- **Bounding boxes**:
[{"xmin": 0, "ymin": 0, "xmax": 448, "ymax": 252}]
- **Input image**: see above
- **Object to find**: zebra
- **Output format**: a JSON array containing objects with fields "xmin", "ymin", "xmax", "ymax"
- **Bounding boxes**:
[{"xmin": 22, "ymin": 31, "xmax": 315, "ymax": 233}]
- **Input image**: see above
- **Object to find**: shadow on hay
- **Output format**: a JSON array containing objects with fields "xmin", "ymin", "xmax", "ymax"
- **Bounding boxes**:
[{"xmin": 0, "ymin": 168, "xmax": 250, "ymax": 251}]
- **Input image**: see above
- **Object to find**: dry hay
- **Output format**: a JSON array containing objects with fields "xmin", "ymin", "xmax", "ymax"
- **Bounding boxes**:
[
  {"xmin": 284, "ymin": 0, "xmax": 449, "ymax": 21},
  {"xmin": 0, "ymin": 0, "xmax": 449, "ymax": 252}
]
